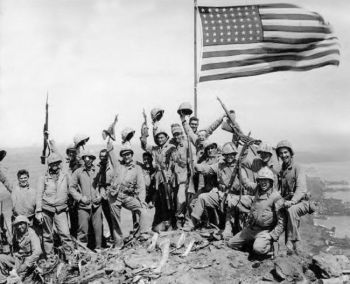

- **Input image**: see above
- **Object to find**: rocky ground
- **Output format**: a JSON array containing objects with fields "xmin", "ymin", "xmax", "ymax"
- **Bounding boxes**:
[{"xmin": 24, "ymin": 215, "xmax": 349, "ymax": 284}]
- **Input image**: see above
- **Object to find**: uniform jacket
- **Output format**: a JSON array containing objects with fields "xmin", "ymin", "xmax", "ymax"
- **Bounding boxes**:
[
  {"xmin": 69, "ymin": 166, "xmax": 101, "ymax": 210},
  {"xmin": 247, "ymin": 187, "xmax": 285, "ymax": 240},
  {"xmin": 0, "ymin": 169, "xmax": 36, "ymax": 217},
  {"xmin": 13, "ymin": 227, "xmax": 42, "ymax": 267},
  {"xmin": 278, "ymin": 160, "xmax": 307, "ymax": 204},
  {"xmin": 36, "ymin": 171, "xmax": 70, "ymax": 213}
]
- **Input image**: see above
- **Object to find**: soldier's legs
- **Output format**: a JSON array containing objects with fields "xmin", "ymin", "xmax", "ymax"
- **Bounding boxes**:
[
  {"xmin": 42, "ymin": 210, "xmax": 55, "ymax": 254},
  {"xmin": 0, "ymin": 254, "xmax": 15, "ymax": 278},
  {"xmin": 68, "ymin": 200, "xmax": 78, "ymax": 238},
  {"xmin": 253, "ymin": 230, "xmax": 272, "ymax": 255},
  {"xmin": 227, "ymin": 227, "xmax": 256, "ymax": 250},
  {"xmin": 123, "ymin": 196, "xmax": 146, "ymax": 237},
  {"xmin": 101, "ymin": 198, "xmax": 113, "ymax": 239},
  {"xmin": 287, "ymin": 201, "xmax": 310, "ymax": 241},
  {"xmin": 191, "ymin": 190, "xmax": 220, "ymax": 220},
  {"xmin": 91, "ymin": 206, "xmax": 103, "ymax": 249},
  {"xmin": 54, "ymin": 211, "xmax": 74, "ymax": 254},
  {"xmin": 109, "ymin": 201, "xmax": 123, "ymax": 246},
  {"xmin": 77, "ymin": 209, "xmax": 90, "ymax": 246},
  {"xmin": 176, "ymin": 183, "xmax": 187, "ymax": 225}
]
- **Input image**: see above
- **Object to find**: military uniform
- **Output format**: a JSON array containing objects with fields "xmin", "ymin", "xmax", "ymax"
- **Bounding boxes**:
[
  {"xmin": 0, "ymin": 169, "xmax": 36, "ymax": 220},
  {"xmin": 0, "ymin": 217, "xmax": 42, "ymax": 281},
  {"xmin": 227, "ymin": 187, "xmax": 285, "ymax": 255},
  {"xmin": 108, "ymin": 161, "xmax": 146, "ymax": 246},
  {"xmin": 36, "ymin": 171, "xmax": 73, "ymax": 254},
  {"xmin": 278, "ymin": 160, "xmax": 312, "ymax": 242},
  {"xmin": 70, "ymin": 166, "xmax": 103, "ymax": 249}
]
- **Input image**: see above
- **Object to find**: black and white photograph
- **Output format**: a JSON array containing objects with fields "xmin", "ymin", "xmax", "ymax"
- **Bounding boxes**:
[{"xmin": 0, "ymin": 0, "xmax": 349, "ymax": 283}]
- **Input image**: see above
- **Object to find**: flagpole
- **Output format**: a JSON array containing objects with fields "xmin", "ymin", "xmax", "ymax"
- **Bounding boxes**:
[{"xmin": 194, "ymin": 0, "xmax": 198, "ymax": 117}]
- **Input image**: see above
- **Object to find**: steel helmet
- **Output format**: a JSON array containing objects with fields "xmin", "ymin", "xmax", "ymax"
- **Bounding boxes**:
[
  {"xmin": 154, "ymin": 128, "xmax": 169, "ymax": 139},
  {"xmin": 203, "ymin": 140, "xmax": 218, "ymax": 151},
  {"xmin": 80, "ymin": 149, "xmax": 96, "ymax": 160},
  {"xmin": 13, "ymin": 215, "xmax": 30, "ymax": 226},
  {"xmin": 47, "ymin": 153, "xmax": 63, "ymax": 165},
  {"xmin": 256, "ymin": 168, "xmax": 274, "ymax": 182},
  {"xmin": 73, "ymin": 134, "xmax": 90, "ymax": 147},
  {"xmin": 171, "ymin": 123, "xmax": 183, "ymax": 135},
  {"xmin": 120, "ymin": 143, "xmax": 134, "ymax": 156},
  {"xmin": 121, "ymin": 127, "xmax": 135, "ymax": 143},
  {"xmin": 276, "ymin": 140, "xmax": 294, "ymax": 156},
  {"xmin": 222, "ymin": 142, "xmax": 238, "ymax": 155},
  {"xmin": 150, "ymin": 108, "xmax": 164, "ymax": 123},
  {"xmin": 0, "ymin": 150, "xmax": 6, "ymax": 162},
  {"xmin": 66, "ymin": 143, "xmax": 77, "ymax": 155},
  {"xmin": 177, "ymin": 102, "xmax": 193, "ymax": 116},
  {"xmin": 257, "ymin": 143, "xmax": 274, "ymax": 156}
]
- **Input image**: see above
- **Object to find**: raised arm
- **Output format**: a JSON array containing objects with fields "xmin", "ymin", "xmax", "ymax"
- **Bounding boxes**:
[{"xmin": 204, "ymin": 114, "xmax": 225, "ymax": 137}]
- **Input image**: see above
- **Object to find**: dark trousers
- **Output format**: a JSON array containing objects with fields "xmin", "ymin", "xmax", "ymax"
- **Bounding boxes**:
[{"xmin": 77, "ymin": 206, "xmax": 103, "ymax": 249}]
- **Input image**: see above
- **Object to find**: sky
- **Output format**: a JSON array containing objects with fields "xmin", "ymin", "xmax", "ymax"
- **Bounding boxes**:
[{"xmin": 0, "ymin": 0, "xmax": 349, "ymax": 156}]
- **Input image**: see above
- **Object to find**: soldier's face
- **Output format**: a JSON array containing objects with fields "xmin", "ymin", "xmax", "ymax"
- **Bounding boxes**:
[
  {"xmin": 223, "ymin": 153, "xmax": 236, "ymax": 164},
  {"xmin": 156, "ymin": 134, "xmax": 167, "ymax": 146},
  {"xmin": 278, "ymin": 148, "xmax": 292, "ymax": 164},
  {"xmin": 259, "ymin": 152, "xmax": 272, "ymax": 163},
  {"xmin": 49, "ymin": 162, "xmax": 61, "ymax": 173},
  {"xmin": 83, "ymin": 156, "xmax": 94, "ymax": 168},
  {"xmin": 189, "ymin": 120, "xmax": 198, "ymax": 132},
  {"xmin": 16, "ymin": 222, "xmax": 27, "ymax": 234},
  {"xmin": 173, "ymin": 132, "xmax": 182, "ymax": 144},
  {"xmin": 258, "ymin": 178, "xmax": 272, "ymax": 191},
  {"xmin": 198, "ymin": 131, "xmax": 207, "ymax": 142},
  {"xmin": 206, "ymin": 145, "xmax": 217, "ymax": 157},
  {"xmin": 143, "ymin": 155, "xmax": 152, "ymax": 167},
  {"xmin": 122, "ymin": 152, "xmax": 133, "ymax": 164},
  {"xmin": 99, "ymin": 152, "xmax": 108, "ymax": 164},
  {"xmin": 18, "ymin": 174, "xmax": 29, "ymax": 187}
]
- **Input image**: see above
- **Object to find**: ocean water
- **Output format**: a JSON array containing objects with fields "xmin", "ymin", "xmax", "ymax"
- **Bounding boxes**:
[{"xmin": 314, "ymin": 216, "xmax": 350, "ymax": 239}]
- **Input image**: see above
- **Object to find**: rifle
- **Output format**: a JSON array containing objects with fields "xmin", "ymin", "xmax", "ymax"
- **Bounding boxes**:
[
  {"xmin": 141, "ymin": 108, "xmax": 149, "ymax": 138},
  {"xmin": 40, "ymin": 94, "xmax": 50, "ymax": 164},
  {"xmin": 217, "ymin": 97, "xmax": 260, "ymax": 148}
]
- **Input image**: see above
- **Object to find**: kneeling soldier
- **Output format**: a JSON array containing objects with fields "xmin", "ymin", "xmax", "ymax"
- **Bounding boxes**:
[
  {"xmin": 227, "ymin": 168, "xmax": 284, "ymax": 256},
  {"xmin": 0, "ymin": 215, "xmax": 41, "ymax": 282}
]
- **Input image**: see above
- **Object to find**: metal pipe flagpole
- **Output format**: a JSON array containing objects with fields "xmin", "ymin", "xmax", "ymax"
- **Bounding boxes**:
[{"xmin": 194, "ymin": 0, "xmax": 198, "ymax": 117}]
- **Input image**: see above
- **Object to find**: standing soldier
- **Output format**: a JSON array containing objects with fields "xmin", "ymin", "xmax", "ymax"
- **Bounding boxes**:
[
  {"xmin": 0, "ymin": 168, "xmax": 37, "ymax": 222},
  {"xmin": 140, "ymin": 109, "xmax": 176, "ymax": 231},
  {"xmin": 65, "ymin": 144, "xmax": 81, "ymax": 238},
  {"xmin": 36, "ymin": 153, "xmax": 74, "ymax": 257},
  {"xmin": 0, "ymin": 216, "xmax": 42, "ymax": 282},
  {"xmin": 227, "ymin": 168, "xmax": 285, "ymax": 256},
  {"xmin": 69, "ymin": 150, "xmax": 103, "ymax": 250},
  {"xmin": 276, "ymin": 140, "xmax": 316, "ymax": 255},
  {"xmin": 108, "ymin": 144, "xmax": 146, "ymax": 248}
]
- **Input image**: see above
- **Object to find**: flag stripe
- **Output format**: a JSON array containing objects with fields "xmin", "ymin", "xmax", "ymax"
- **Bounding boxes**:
[
  {"xmin": 201, "ymin": 49, "xmax": 339, "ymax": 70},
  {"xmin": 258, "ymin": 3, "xmax": 302, "ymax": 9},
  {"xmin": 261, "ymin": 19, "xmax": 325, "ymax": 26},
  {"xmin": 260, "ymin": 13, "xmax": 323, "ymax": 21},
  {"xmin": 199, "ymin": 60, "xmax": 339, "ymax": 82},
  {"xmin": 202, "ymin": 45, "xmax": 339, "ymax": 64},
  {"xmin": 263, "ymin": 25, "xmax": 331, "ymax": 34},
  {"xmin": 202, "ymin": 37, "xmax": 338, "ymax": 53}
]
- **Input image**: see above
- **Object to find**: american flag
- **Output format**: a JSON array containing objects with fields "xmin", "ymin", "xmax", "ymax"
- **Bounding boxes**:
[{"xmin": 198, "ymin": 3, "xmax": 340, "ymax": 82}]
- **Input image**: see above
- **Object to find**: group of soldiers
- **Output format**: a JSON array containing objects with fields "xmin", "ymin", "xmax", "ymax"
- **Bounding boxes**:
[{"xmin": 0, "ymin": 101, "xmax": 317, "ymax": 282}]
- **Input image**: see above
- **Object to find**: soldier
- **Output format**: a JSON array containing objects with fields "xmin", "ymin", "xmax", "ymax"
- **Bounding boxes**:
[
  {"xmin": 94, "ymin": 149, "xmax": 114, "ymax": 244},
  {"xmin": 276, "ymin": 140, "xmax": 316, "ymax": 255},
  {"xmin": 108, "ymin": 144, "xmax": 146, "ymax": 248},
  {"xmin": 36, "ymin": 153, "xmax": 74, "ymax": 256},
  {"xmin": 65, "ymin": 144, "xmax": 81, "ymax": 238},
  {"xmin": 69, "ymin": 150, "xmax": 103, "ymax": 250},
  {"xmin": 0, "ymin": 215, "xmax": 41, "ymax": 282},
  {"xmin": 168, "ymin": 123, "xmax": 195, "ymax": 228},
  {"xmin": 141, "ymin": 119, "xmax": 176, "ymax": 231},
  {"xmin": 137, "ymin": 152, "xmax": 156, "ymax": 208},
  {"xmin": 227, "ymin": 168, "xmax": 285, "ymax": 256},
  {"xmin": 0, "ymin": 168, "xmax": 37, "ymax": 222},
  {"xmin": 185, "ymin": 142, "xmax": 253, "ymax": 237}
]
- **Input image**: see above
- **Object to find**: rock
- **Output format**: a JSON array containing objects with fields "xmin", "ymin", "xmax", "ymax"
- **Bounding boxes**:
[
  {"xmin": 273, "ymin": 256, "xmax": 305, "ymax": 282},
  {"xmin": 311, "ymin": 252, "xmax": 349, "ymax": 278}
]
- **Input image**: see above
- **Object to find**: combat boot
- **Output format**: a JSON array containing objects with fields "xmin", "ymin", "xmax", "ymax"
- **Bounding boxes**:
[{"xmin": 182, "ymin": 217, "xmax": 198, "ymax": 232}]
